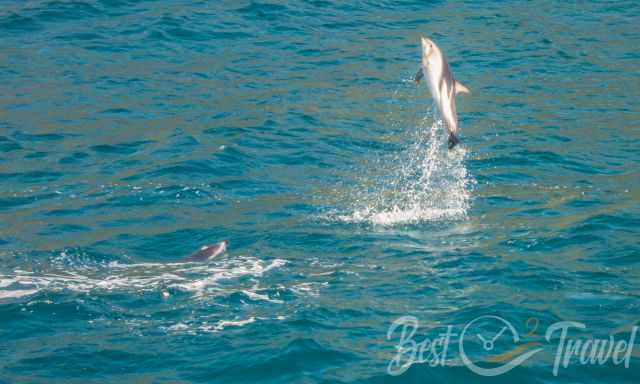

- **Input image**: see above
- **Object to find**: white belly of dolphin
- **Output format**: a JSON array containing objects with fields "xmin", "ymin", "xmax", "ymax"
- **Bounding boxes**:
[{"xmin": 417, "ymin": 36, "xmax": 470, "ymax": 149}]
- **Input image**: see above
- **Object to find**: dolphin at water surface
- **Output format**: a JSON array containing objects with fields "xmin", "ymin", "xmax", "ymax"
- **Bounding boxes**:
[
  {"xmin": 184, "ymin": 240, "xmax": 228, "ymax": 262},
  {"xmin": 415, "ymin": 36, "xmax": 470, "ymax": 149}
]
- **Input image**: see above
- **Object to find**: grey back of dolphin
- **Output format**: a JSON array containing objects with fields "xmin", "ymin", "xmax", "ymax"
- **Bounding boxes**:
[{"xmin": 185, "ymin": 240, "xmax": 228, "ymax": 262}]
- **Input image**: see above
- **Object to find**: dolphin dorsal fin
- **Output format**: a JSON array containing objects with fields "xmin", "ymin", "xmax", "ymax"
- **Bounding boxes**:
[{"xmin": 455, "ymin": 80, "xmax": 470, "ymax": 95}]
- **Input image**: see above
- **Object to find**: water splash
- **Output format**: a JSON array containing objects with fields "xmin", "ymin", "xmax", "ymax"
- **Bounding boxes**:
[
  {"xmin": 0, "ymin": 254, "xmax": 286, "ymax": 300},
  {"xmin": 341, "ymin": 117, "xmax": 474, "ymax": 225}
]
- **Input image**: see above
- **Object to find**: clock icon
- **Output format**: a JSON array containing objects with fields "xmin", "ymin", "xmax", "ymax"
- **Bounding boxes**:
[
  {"xmin": 477, "ymin": 325, "xmax": 508, "ymax": 351},
  {"xmin": 459, "ymin": 315, "xmax": 542, "ymax": 377}
]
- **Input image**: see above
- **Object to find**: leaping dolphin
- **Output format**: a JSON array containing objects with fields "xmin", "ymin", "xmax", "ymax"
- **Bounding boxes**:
[
  {"xmin": 184, "ymin": 240, "xmax": 228, "ymax": 262},
  {"xmin": 415, "ymin": 36, "xmax": 470, "ymax": 149}
]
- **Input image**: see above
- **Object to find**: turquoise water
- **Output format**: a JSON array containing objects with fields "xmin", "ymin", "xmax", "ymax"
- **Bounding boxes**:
[{"xmin": 1, "ymin": 0, "xmax": 639, "ymax": 382}]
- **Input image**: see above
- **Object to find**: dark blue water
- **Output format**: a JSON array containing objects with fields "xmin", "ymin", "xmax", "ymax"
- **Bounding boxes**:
[{"xmin": 1, "ymin": 1, "xmax": 639, "ymax": 382}]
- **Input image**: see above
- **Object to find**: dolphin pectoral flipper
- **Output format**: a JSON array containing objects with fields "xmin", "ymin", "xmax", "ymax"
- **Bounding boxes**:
[
  {"xmin": 455, "ymin": 80, "xmax": 470, "ymax": 95},
  {"xmin": 415, "ymin": 67, "xmax": 424, "ymax": 84}
]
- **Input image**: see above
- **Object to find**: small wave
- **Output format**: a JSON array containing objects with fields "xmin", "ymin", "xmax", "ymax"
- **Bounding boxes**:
[
  {"xmin": 0, "ymin": 288, "xmax": 39, "ymax": 299},
  {"xmin": 241, "ymin": 290, "xmax": 284, "ymax": 304},
  {"xmin": 289, "ymin": 281, "xmax": 327, "ymax": 297},
  {"xmin": 164, "ymin": 315, "xmax": 289, "ymax": 334},
  {"xmin": 211, "ymin": 316, "xmax": 256, "ymax": 331}
]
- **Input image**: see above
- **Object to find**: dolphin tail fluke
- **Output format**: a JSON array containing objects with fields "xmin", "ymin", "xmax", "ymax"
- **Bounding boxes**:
[
  {"xmin": 448, "ymin": 132, "xmax": 460, "ymax": 149},
  {"xmin": 415, "ymin": 67, "xmax": 424, "ymax": 85}
]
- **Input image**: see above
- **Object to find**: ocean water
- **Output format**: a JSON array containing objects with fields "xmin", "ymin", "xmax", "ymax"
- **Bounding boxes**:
[{"xmin": 1, "ymin": 0, "xmax": 639, "ymax": 383}]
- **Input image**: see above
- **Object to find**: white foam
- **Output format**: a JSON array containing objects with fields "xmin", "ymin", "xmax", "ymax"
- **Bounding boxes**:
[
  {"xmin": 169, "ymin": 258, "xmax": 287, "ymax": 295},
  {"xmin": 211, "ymin": 317, "xmax": 256, "ymax": 331},
  {"xmin": 0, "ymin": 256, "xmax": 287, "ymax": 301},
  {"xmin": 167, "ymin": 322, "xmax": 189, "ymax": 331},
  {"xmin": 241, "ymin": 290, "xmax": 284, "ymax": 304},
  {"xmin": 289, "ymin": 282, "xmax": 327, "ymax": 297},
  {"xmin": 0, "ymin": 288, "xmax": 39, "ymax": 299}
]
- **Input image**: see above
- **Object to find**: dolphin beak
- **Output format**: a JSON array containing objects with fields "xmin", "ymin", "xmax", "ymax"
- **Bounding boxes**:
[{"xmin": 420, "ymin": 36, "xmax": 431, "ymax": 51}]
